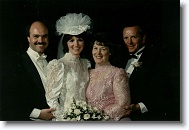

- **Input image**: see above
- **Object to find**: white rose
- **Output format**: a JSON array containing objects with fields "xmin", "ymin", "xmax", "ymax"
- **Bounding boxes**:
[
  {"xmin": 84, "ymin": 114, "xmax": 90, "ymax": 120},
  {"xmin": 74, "ymin": 109, "xmax": 81, "ymax": 115}
]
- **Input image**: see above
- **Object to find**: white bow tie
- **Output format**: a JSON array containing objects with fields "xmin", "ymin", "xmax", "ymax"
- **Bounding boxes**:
[{"xmin": 36, "ymin": 54, "xmax": 47, "ymax": 61}]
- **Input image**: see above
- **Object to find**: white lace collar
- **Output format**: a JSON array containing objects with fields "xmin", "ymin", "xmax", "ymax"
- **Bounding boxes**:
[{"xmin": 63, "ymin": 53, "xmax": 80, "ymax": 63}]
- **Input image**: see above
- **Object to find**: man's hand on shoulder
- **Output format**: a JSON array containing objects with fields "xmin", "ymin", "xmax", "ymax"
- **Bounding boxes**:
[
  {"xmin": 39, "ymin": 108, "xmax": 56, "ymax": 120},
  {"xmin": 124, "ymin": 104, "xmax": 140, "ymax": 116}
]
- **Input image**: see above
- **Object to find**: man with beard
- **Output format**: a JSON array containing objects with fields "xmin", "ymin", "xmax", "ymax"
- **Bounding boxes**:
[{"xmin": 1, "ymin": 21, "xmax": 55, "ymax": 121}]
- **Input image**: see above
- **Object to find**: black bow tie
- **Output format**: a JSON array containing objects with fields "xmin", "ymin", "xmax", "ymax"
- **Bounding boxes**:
[
  {"xmin": 128, "ymin": 49, "xmax": 144, "ymax": 59},
  {"xmin": 128, "ymin": 54, "xmax": 137, "ymax": 59}
]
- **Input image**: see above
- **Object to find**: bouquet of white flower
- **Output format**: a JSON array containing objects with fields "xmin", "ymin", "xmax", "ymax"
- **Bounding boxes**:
[{"xmin": 62, "ymin": 99, "xmax": 109, "ymax": 121}]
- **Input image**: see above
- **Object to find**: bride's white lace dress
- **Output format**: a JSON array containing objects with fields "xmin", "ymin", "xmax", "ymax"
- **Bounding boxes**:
[{"xmin": 45, "ymin": 53, "xmax": 90, "ymax": 121}]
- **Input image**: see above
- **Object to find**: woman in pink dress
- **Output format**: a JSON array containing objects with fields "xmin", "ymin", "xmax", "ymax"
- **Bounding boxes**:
[{"xmin": 86, "ymin": 33, "xmax": 131, "ymax": 121}]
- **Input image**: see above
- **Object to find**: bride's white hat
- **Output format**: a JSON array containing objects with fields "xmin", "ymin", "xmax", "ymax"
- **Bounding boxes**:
[
  {"xmin": 56, "ymin": 13, "xmax": 92, "ymax": 59},
  {"xmin": 56, "ymin": 13, "xmax": 92, "ymax": 35}
]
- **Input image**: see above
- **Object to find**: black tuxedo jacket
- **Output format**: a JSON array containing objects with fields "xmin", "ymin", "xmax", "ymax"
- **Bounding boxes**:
[
  {"xmin": 119, "ymin": 45, "xmax": 178, "ymax": 121},
  {"xmin": 1, "ymin": 51, "xmax": 49, "ymax": 121}
]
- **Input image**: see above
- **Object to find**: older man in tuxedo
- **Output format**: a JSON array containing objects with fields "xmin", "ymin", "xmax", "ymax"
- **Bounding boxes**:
[
  {"xmin": 1, "ymin": 21, "xmax": 55, "ymax": 121},
  {"xmin": 121, "ymin": 23, "xmax": 179, "ymax": 121}
]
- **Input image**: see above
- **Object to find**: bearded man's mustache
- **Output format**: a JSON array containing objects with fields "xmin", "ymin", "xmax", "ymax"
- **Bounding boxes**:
[{"xmin": 34, "ymin": 42, "xmax": 46, "ymax": 45}]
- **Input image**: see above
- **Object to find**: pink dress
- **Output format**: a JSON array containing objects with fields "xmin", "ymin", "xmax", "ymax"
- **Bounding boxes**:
[{"xmin": 86, "ymin": 62, "xmax": 130, "ymax": 121}]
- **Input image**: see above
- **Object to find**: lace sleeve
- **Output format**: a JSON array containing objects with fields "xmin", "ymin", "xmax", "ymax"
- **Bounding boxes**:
[
  {"xmin": 86, "ymin": 59, "xmax": 91, "ymax": 69},
  {"xmin": 114, "ymin": 68, "xmax": 130, "ymax": 106},
  {"xmin": 45, "ymin": 59, "xmax": 64, "ymax": 118},
  {"xmin": 104, "ymin": 68, "xmax": 130, "ymax": 120},
  {"xmin": 81, "ymin": 58, "xmax": 91, "ymax": 69}
]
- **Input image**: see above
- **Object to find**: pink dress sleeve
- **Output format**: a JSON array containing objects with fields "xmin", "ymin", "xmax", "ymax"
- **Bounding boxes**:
[{"xmin": 103, "ymin": 68, "xmax": 130, "ymax": 120}]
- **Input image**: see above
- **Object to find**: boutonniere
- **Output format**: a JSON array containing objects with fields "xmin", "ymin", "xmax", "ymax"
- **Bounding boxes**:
[{"xmin": 132, "ymin": 62, "xmax": 143, "ymax": 68}]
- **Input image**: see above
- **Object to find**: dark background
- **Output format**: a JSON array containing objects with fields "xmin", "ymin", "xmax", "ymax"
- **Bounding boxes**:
[
  {"xmin": 0, "ymin": 0, "xmax": 180, "ymax": 59},
  {"xmin": 0, "ymin": 0, "xmax": 180, "ymax": 120}
]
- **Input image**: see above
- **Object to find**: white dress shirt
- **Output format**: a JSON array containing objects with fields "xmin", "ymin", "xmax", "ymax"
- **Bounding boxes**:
[
  {"xmin": 27, "ymin": 47, "xmax": 48, "ymax": 120},
  {"xmin": 125, "ymin": 46, "xmax": 148, "ymax": 113}
]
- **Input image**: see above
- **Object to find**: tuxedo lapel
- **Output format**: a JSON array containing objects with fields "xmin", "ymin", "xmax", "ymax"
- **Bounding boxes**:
[
  {"xmin": 21, "ymin": 53, "xmax": 45, "ymax": 94},
  {"xmin": 129, "ymin": 45, "xmax": 160, "ymax": 83}
]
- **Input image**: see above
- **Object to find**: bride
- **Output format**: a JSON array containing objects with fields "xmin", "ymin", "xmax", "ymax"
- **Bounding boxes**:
[{"xmin": 45, "ymin": 13, "xmax": 92, "ymax": 121}]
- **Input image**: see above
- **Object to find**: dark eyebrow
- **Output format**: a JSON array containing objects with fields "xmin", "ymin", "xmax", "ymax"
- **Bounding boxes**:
[
  {"xmin": 43, "ymin": 34, "xmax": 48, "ymax": 36},
  {"xmin": 33, "ymin": 34, "xmax": 48, "ymax": 37},
  {"xmin": 33, "ymin": 34, "xmax": 40, "ymax": 37},
  {"xmin": 43, "ymin": 34, "xmax": 49, "ymax": 37}
]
